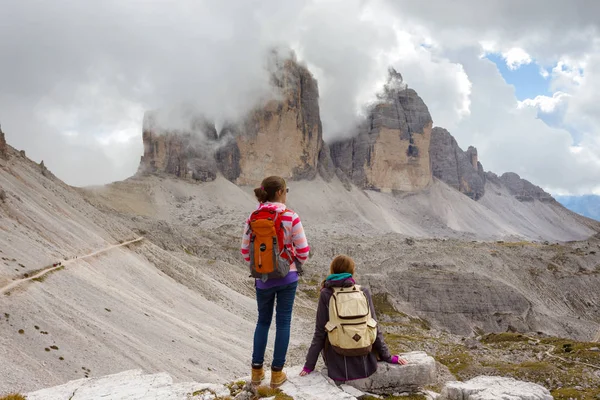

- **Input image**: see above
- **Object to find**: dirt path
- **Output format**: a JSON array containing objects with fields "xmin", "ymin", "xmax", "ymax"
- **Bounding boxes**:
[
  {"xmin": 0, "ymin": 237, "xmax": 144, "ymax": 296},
  {"xmin": 524, "ymin": 334, "xmax": 600, "ymax": 370}
]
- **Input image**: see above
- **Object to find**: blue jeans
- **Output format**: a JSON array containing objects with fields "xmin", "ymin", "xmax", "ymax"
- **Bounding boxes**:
[{"xmin": 252, "ymin": 281, "xmax": 298, "ymax": 368}]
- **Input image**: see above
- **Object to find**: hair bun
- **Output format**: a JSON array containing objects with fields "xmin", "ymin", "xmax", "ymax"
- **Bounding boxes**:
[{"xmin": 254, "ymin": 186, "xmax": 269, "ymax": 203}]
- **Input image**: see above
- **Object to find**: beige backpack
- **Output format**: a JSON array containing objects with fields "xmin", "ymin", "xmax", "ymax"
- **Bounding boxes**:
[{"xmin": 325, "ymin": 285, "xmax": 378, "ymax": 356}]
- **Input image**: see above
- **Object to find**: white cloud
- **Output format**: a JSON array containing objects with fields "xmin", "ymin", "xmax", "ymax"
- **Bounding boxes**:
[
  {"xmin": 502, "ymin": 47, "xmax": 532, "ymax": 70},
  {"xmin": 517, "ymin": 92, "xmax": 570, "ymax": 113}
]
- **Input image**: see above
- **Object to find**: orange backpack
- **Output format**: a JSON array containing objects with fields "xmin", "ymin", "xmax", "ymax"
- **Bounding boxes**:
[{"xmin": 247, "ymin": 208, "xmax": 292, "ymax": 282}]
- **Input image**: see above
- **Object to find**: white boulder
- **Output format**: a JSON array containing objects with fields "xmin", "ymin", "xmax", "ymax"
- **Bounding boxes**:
[
  {"xmin": 345, "ymin": 351, "xmax": 437, "ymax": 394},
  {"xmin": 439, "ymin": 376, "xmax": 553, "ymax": 400}
]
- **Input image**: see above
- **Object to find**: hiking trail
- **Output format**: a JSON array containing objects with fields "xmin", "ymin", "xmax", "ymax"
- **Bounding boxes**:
[
  {"xmin": 524, "ymin": 334, "xmax": 600, "ymax": 370},
  {"xmin": 0, "ymin": 237, "xmax": 144, "ymax": 295}
]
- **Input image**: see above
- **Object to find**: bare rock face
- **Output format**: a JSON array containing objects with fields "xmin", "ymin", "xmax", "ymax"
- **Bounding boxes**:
[
  {"xmin": 487, "ymin": 172, "xmax": 555, "ymax": 203},
  {"xmin": 0, "ymin": 124, "xmax": 8, "ymax": 160},
  {"xmin": 221, "ymin": 54, "xmax": 326, "ymax": 186},
  {"xmin": 387, "ymin": 269, "xmax": 531, "ymax": 336},
  {"xmin": 439, "ymin": 376, "xmax": 553, "ymax": 400},
  {"xmin": 138, "ymin": 112, "xmax": 219, "ymax": 182},
  {"xmin": 331, "ymin": 68, "xmax": 433, "ymax": 192},
  {"xmin": 500, "ymin": 172, "xmax": 555, "ymax": 203},
  {"xmin": 430, "ymin": 127, "xmax": 486, "ymax": 200}
]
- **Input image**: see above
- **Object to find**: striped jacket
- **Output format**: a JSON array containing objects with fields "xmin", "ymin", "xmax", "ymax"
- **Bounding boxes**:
[{"xmin": 241, "ymin": 202, "xmax": 310, "ymax": 272}]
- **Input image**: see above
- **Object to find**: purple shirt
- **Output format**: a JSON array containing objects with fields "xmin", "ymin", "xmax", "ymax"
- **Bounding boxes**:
[{"xmin": 256, "ymin": 271, "xmax": 299, "ymax": 290}]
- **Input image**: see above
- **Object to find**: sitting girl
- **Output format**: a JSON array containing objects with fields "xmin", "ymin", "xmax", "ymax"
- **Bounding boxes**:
[{"xmin": 300, "ymin": 255, "xmax": 407, "ymax": 381}]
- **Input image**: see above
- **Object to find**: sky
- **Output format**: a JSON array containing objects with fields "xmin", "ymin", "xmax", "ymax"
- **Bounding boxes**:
[{"xmin": 0, "ymin": 0, "xmax": 599, "ymax": 195}]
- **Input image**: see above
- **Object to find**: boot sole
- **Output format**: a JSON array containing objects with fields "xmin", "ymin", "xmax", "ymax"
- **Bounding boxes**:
[{"xmin": 270, "ymin": 378, "xmax": 287, "ymax": 389}]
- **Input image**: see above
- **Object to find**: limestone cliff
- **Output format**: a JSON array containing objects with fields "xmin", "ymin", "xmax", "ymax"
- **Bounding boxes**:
[
  {"xmin": 330, "ymin": 68, "xmax": 433, "ymax": 192},
  {"xmin": 138, "ymin": 112, "xmax": 219, "ymax": 182},
  {"xmin": 429, "ymin": 127, "xmax": 486, "ymax": 200},
  {"xmin": 217, "ymin": 54, "xmax": 327, "ymax": 186},
  {"xmin": 139, "ymin": 54, "xmax": 331, "ymax": 186}
]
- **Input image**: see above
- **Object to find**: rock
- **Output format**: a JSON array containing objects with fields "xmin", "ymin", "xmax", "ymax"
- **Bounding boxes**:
[
  {"xmin": 492, "ymin": 172, "xmax": 555, "ymax": 203},
  {"xmin": 279, "ymin": 366, "xmax": 358, "ymax": 399},
  {"xmin": 331, "ymin": 68, "xmax": 433, "ymax": 192},
  {"xmin": 405, "ymin": 237, "xmax": 415, "ymax": 246},
  {"xmin": 335, "ymin": 167, "xmax": 353, "ymax": 191},
  {"xmin": 138, "ymin": 111, "xmax": 219, "ymax": 182},
  {"xmin": 0, "ymin": 187, "xmax": 6, "ymax": 202},
  {"xmin": 340, "ymin": 384, "xmax": 365, "ymax": 398},
  {"xmin": 19, "ymin": 150, "xmax": 26, "ymax": 157},
  {"xmin": 318, "ymin": 141, "xmax": 336, "ymax": 182},
  {"xmin": 429, "ymin": 127, "xmax": 485, "ymax": 200},
  {"xmin": 215, "ymin": 124, "xmax": 242, "ymax": 182},
  {"xmin": 439, "ymin": 376, "xmax": 553, "ymax": 400},
  {"xmin": 221, "ymin": 51, "xmax": 326, "ymax": 186},
  {"xmin": 387, "ymin": 270, "xmax": 531, "ymax": 336},
  {"xmin": 464, "ymin": 338, "xmax": 480, "ymax": 350},
  {"xmin": 0, "ymin": 124, "xmax": 8, "ymax": 160},
  {"xmin": 26, "ymin": 369, "xmax": 230, "ymax": 400},
  {"xmin": 345, "ymin": 351, "xmax": 436, "ymax": 395},
  {"xmin": 40, "ymin": 160, "xmax": 52, "ymax": 178}
]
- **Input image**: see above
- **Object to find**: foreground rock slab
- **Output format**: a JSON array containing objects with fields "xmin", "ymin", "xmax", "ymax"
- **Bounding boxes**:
[
  {"xmin": 439, "ymin": 376, "xmax": 553, "ymax": 400},
  {"xmin": 279, "ymin": 366, "xmax": 358, "ymax": 399},
  {"xmin": 345, "ymin": 351, "xmax": 436, "ymax": 394},
  {"xmin": 26, "ymin": 369, "xmax": 229, "ymax": 400}
]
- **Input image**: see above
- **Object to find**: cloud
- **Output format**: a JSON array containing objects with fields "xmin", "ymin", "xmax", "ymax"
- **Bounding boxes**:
[
  {"xmin": 502, "ymin": 47, "xmax": 532, "ymax": 70},
  {"xmin": 517, "ymin": 92, "xmax": 570, "ymax": 113},
  {"xmin": 1, "ymin": 0, "xmax": 599, "ymax": 195}
]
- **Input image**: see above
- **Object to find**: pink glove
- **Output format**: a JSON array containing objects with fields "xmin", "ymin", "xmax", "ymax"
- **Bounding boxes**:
[{"xmin": 299, "ymin": 366, "xmax": 313, "ymax": 376}]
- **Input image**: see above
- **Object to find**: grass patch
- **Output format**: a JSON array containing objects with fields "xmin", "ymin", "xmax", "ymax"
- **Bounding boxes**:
[
  {"xmin": 552, "ymin": 387, "xmax": 600, "ymax": 400},
  {"xmin": 539, "ymin": 337, "xmax": 600, "ymax": 365},
  {"xmin": 496, "ymin": 241, "xmax": 536, "ymax": 248},
  {"xmin": 435, "ymin": 346, "xmax": 475, "ymax": 376},
  {"xmin": 31, "ymin": 266, "xmax": 64, "ymax": 282},
  {"xmin": 256, "ymin": 386, "xmax": 293, "ymax": 399},
  {"xmin": 480, "ymin": 332, "xmax": 529, "ymax": 344},
  {"xmin": 363, "ymin": 395, "xmax": 426, "ymax": 400},
  {"xmin": 372, "ymin": 293, "xmax": 407, "ymax": 318},
  {"xmin": 225, "ymin": 380, "xmax": 247, "ymax": 397},
  {"xmin": 0, "ymin": 395, "xmax": 26, "ymax": 400},
  {"xmin": 300, "ymin": 288, "xmax": 321, "ymax": 300},
  {"xmin": 408, "ymin": 316, "xmax": 431, "ymax": 330},
  {"xmin": 191, "ymin": 388, "xmax": 232, "ymax": 399}
]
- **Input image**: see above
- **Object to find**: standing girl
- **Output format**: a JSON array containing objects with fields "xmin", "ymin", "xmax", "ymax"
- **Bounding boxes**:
[{"xmin": 241, "ymin": 176, "xmax": 310, "ymax": 388}]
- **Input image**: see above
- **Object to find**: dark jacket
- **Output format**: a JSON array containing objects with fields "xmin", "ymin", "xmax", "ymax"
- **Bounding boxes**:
[{"xmin": 304, "ymin": 278, "xmax": 392, "ymax": 381}]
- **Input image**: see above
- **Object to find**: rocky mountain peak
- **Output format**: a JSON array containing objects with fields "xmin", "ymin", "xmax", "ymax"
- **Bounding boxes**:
[
  {"xmin": 138, "ymin": 53, "xmax": 332, "ymax": 186},
  {"xmin": 429, "ymin": 127, "xmax": 486, "ymax": 200},
  {"xmin": 218, "ymin": 53, "xmax": 328, "ymax": 186},
  {"xmin": 138, "ymin": 110, "xmax": 219, "ymax": 182},
  {"xmin": 331, "ymin": 69, "xmax": 433, "ymax": 192},
  {"xmin": 495, "ymin": 172, "xmax": 555, "ymax": 202}
]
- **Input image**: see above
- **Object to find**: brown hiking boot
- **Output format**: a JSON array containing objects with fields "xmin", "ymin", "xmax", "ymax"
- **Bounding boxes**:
[
  {"xmin": 270, "ymin": 369, "xmax": 287, "ymax": 388},
  {"xmin": 251, "ymin": 365, "xmax": 265, "ymax": 386}
]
